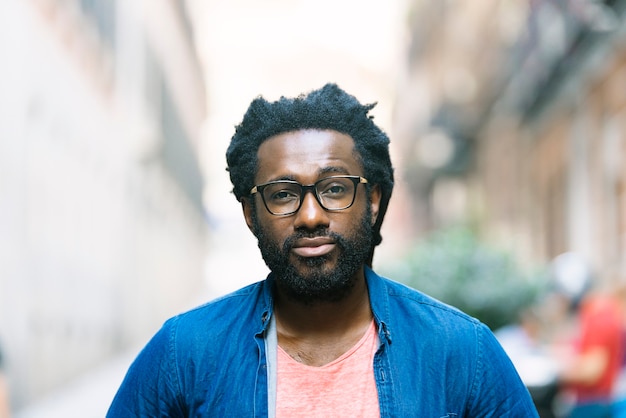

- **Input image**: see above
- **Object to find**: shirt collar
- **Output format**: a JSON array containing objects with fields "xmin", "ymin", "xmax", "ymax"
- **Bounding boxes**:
[
  {"xmin": 365, "ymin": 266, "xmax": 393, "ymax": 345},
  {"xmin": 258, "ymin": 266, "xmax": 393, "ymax": 344}
]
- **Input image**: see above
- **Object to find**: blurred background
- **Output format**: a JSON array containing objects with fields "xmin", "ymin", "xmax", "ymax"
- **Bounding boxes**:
[{"xmin": 2, "ymin": 0, "xmax": 626, "ymax": 416}]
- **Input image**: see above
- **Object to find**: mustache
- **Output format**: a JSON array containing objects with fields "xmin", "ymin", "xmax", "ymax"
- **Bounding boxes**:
[{"xmin": 282, "ymin": 228, "xmax": 345, "ymax": 252}]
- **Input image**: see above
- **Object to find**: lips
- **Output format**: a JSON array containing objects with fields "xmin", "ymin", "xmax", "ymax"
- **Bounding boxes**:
[{"xmin": 291, "ymin": 237, "xmax": 336, "ymax": 258}]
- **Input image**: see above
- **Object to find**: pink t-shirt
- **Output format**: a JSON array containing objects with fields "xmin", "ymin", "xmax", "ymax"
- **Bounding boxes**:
[{"xmin": 276, "ymin": 320, "xmax": 380, "ymax": 417}]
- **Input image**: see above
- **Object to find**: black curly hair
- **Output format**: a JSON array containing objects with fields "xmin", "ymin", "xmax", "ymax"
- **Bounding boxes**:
[{"xmin": 226, "ymin": 83, "xmax": 394, "ymax": 247}]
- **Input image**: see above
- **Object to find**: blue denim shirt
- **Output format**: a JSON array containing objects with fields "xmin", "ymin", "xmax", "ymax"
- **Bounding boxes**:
[{"xmin": 107, "ymin": 267, "xmax": 538, "ymax": 417}]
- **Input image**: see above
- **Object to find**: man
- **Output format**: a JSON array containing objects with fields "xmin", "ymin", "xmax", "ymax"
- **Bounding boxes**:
[{"xmin": 107, "ymin": 83, "xmax": 538, "ymax": 417}]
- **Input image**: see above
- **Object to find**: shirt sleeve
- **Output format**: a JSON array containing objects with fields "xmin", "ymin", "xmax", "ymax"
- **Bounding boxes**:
[
  {"xmin": 106, "ymin": 317, "xmax": 186, "ymax": 417},
  {"xmin": 467, "ymin": 323, "xmax": 539, "ymax": 417}
]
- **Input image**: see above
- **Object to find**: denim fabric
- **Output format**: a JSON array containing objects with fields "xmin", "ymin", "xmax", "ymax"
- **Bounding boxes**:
[{"xmin": 107, "ymin": 267, "xmax": 538, "ymax": 417}]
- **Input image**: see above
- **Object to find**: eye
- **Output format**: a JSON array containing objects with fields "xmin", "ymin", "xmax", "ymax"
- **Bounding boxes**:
[
  {"xmin": 270, "ymin": 189, "xmax": 298, "ymax": 201},
  {"xmin": 319, "ymin": 181, "xmax": 349, "ymax": 197},
  {"xmin": 264, "ymin": 184, "xmax": 300, "ymax": 204}
]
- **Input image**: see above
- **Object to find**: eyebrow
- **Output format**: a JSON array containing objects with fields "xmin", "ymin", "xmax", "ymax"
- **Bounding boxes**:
[
  {"xmin": 264, "ymin": 166, "xmax": 352, "ymax": 184},
  {"xmin": 319, "ymin": 166, "xmax": 350, "ymax": 176}
]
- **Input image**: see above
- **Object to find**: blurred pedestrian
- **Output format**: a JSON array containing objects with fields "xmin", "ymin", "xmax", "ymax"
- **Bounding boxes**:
[
  {"xmin": 611, "ymin": 282, "xmax": 626, "ymax": 418},
  {"xmin": 497, "ymin": 307, "xmax": 560, "ymax": 417},
  {"xmin": 559, "ymin": 289, "xmax": 624, "ymax": 417},
  {"xmin": 0, "ymin": 345, "xmax": 10, "ymax": 418},
  {"xmin": 550, "ymin": 253, "xmax": 625, "ymax": 418}
]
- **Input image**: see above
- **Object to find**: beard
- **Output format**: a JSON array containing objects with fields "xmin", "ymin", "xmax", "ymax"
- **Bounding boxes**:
[{"xmin": 252, "ymin": 204, "xmax": 375, "ymax": 305}]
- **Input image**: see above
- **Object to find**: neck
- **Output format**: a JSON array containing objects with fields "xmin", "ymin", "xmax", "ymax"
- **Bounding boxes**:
[
  {"xmin": 273, "ymin": 268, "xmax": 373, "ymax": 366},
  {"xmin": 273, "ymin": 268, "xmax": 372, "ymax": 337}
]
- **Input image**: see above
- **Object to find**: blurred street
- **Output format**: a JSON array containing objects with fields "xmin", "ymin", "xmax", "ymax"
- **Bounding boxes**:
[{"xmin": 14, "ymin": 350, "xmax": 135, "ymax": 418}]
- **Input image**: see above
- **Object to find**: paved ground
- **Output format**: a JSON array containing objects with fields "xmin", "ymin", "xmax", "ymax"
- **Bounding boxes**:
[{"xmin": 14, "ymin": 349, "xmax": 138, "ymax": 418}]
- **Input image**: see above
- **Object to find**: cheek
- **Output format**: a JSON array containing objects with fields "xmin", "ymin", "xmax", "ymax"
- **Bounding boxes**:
[
  {"xmin": 268, "ymin": 223, "xmax": 291, "ymax": 243},
  {"xmin": 344, "ymin": 199, "xmax": 371, "ymax": 228},
  {"xmin": 326, "ymin": 215, "xmax": 364, "ymax": 242},
  {"xmin": 254, "ymin": 210, "xmax": 292, "ymax": 242}
]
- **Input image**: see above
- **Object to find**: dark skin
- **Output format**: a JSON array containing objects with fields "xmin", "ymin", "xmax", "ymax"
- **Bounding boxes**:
[{"xmin": 242, "ymin": 129, "xmax": 382, "ymax": 367}]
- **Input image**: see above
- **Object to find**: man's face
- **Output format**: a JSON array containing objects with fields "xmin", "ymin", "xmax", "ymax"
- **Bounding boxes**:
[{"xmin": 243, "ymin": 129, "xmax": 381, "ymax": 304}]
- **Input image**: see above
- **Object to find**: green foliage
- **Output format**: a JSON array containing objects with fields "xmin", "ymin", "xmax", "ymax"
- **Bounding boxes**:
[{"xmin": 381, "ymin": 226, "xmax": 543, "ymax": 331}]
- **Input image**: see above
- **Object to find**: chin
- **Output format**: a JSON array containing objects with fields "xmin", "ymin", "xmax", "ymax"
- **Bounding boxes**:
[
  {"xmin": 292, "ymin": 252, "xmax": 334, "ymax": 269},
  {"xmin": 276, "ymin": 255, "xmax": 360, "ymax": 305}
]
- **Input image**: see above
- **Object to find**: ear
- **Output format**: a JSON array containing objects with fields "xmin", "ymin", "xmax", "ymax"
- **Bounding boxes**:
[
  {"xmin": 369, "ymin": 184, "xmax": 382, "ymax": 226},
  {"xmin": 241, "ymin": 197, "xmax": 257, "ymax": 236}
]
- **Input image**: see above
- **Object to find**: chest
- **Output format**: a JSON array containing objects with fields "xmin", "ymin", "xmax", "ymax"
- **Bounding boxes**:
[{"xmin": 275, "ymin": 322, "xmax": 380, "ymax": 417}]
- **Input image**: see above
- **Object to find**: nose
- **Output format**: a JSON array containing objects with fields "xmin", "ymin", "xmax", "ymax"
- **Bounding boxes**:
[{"xmin": 293, "ymin": 189, "xmax": 330, "ymax": 230}]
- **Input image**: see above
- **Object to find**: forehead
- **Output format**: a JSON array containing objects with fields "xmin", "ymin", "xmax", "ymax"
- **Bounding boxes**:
[{"xmin": 256, "ymin": 129, "xmax": 361, "ymax": 183}]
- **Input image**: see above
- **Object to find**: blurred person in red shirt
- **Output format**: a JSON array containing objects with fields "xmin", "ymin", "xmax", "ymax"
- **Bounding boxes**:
[
  {"xmin": 551, "ymin": 253, "xmax": 626, "ymax": 418},
  {"xmin": 552, "ymin": 252, "xmax": 626, "ymax": 418},
  {"xmin": 560, "ymin": 291, "xmax": 624, "ymax": 417}
]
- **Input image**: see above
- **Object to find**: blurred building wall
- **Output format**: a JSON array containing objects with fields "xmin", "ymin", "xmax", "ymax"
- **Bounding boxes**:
[
  {"xmin": 395, "ymin": 0, "xmax": 626, "ymax": 283},
  {"xmin": 393, "ymin": 0, "xmax": 527, "ymax": 237},
  {"xmin": 475, "ymin": 3, "xmax": 626, "ymax": 283},
  {"xmin": 0, "ymin": 0, "xmax": 207, "ymax": 409}
]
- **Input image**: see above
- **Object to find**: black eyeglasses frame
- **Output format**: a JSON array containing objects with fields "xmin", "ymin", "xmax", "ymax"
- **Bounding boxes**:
[{"xmin": 249, "ymin": 175, "xmax": 369, "ymax": 216}]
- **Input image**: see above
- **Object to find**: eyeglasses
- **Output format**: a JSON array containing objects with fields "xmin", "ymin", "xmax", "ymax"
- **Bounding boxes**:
[{"xmin": 249, "ymin": 175, "xmax": 368, "ymax": 216}]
